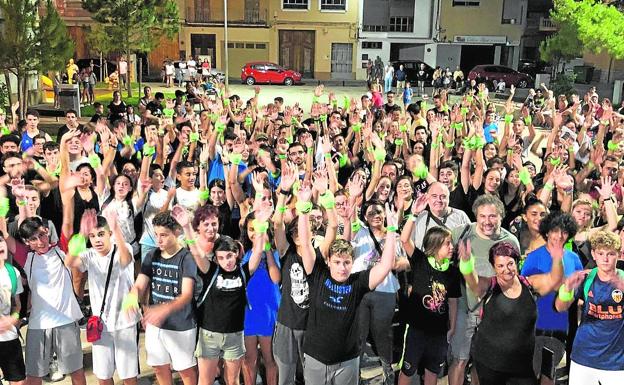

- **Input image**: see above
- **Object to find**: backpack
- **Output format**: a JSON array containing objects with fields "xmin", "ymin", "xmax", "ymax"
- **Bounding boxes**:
[
  {"xmin": 583, "ymin": 268, "xmax": 624, "ymax": 301},
  {"xmin": 4, "ymin": 263, "xmax": 18, "ymax": 297}
]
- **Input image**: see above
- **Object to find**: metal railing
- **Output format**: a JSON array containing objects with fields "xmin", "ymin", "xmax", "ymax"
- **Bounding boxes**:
[
  {"xmin": 539, "ymin": 17, "xmax": 557, "ymax": 31},
  {"xmin": 185, "ymin": 7, "xmax": 267, "ymax": 25}
]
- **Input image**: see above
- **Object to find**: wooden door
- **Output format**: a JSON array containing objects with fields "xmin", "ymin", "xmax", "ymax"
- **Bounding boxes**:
[{"xmin": 279, "ymin": 30, "xmax": 314, "ymax": 78}]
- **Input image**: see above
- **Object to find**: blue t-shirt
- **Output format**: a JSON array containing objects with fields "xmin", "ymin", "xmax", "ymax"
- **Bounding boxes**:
[
  {"xmin": 403, "ymin": 88, "xmax": 413, "ymax": 105},
  {"xmin": 20, "ymin": 133, "xmax": 34, "ymax": 152},
  {"xmin": 571, "ymin": 275, "xmax": 624, "ymax": 370},
  {"xmin": 483, "ymin": 122, "xmax": 498, "ymax": 143},
  {"xmin": 521, "ymin": 246, "xmax": 582, "ymax": 331},
  {"xmin": 241, "ymin": 249, "xmax": 281, "ymax": 336},
  {"xmin": 207, "ymin": 153, "xmax": 248, "ymax": 185}
]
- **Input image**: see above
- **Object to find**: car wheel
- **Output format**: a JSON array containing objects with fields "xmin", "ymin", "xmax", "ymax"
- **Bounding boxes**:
[
  {"xmin": 517, "ymin": 80, "xmax": 528, "ymax": 88},
  {"xmin": 284, "ymin": 77, "xmax": 294, "ymax": 86},
  {"xmin": 246, "ymin": 77, "xmax": 256, "ymax": 85}
]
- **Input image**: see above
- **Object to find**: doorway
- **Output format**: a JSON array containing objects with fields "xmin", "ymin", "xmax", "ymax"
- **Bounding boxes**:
[
  {"xmin": 279, "ymin": 30, "xmax": 315, "ymax": 77},
  {"xmin": 331, "ymin": 43, "xmax": 353, "ymax": 79}
]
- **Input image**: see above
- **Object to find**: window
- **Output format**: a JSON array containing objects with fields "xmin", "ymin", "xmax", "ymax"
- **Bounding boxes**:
[
  {"xmin": 389, "ymin": 17, "xmax": 413, "ymax": 32},
  {"xmin": 453, "ymin": 1, "xmax": 480, "ymax": 6},
  {"xmin": 235, "ymin": 43, "xmax": 244, "ymax": 48},
  {"xmin": 362, "ymin": 41, "xmax": 382, "ymax": 49},
  {"xmin": 320, "ymin": 0, "xmax": 346, "ymax": 11},
  {"xmin": 227, "ymin": 42, "xmax": 235, "ymax": 48},
  {"xmin": 245, "ymin": 43, "xmax": 255, "ymax": 49},
  {"xmin": 255, "ymin": 43, "xmax": 267, "ymax": 49},
  {"xmin": 283, "ymin": 0, "xmax": 308, "ymax": 9}
]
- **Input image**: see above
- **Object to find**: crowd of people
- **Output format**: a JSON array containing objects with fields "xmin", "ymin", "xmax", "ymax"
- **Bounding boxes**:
[{"xmin": 0, "ymin": 75, "xmax": 623, "ymax": 385}]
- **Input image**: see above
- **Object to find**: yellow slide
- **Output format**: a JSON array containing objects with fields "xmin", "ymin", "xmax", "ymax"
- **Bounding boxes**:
[{"xmin": 41, "ymin": 75, "xmax": 53, "ymax": 88}]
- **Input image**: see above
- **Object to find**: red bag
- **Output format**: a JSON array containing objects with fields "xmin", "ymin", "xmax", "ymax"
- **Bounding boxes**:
[{"xmin": 86, "ymin": 316, "xmax": 104, "ymax": 342}]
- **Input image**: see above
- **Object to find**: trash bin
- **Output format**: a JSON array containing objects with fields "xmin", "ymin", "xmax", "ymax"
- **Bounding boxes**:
[
  {"xmin": 573, "ymin": 66, "xmax": 594, "ymax": 84},
  {"xmin": 58, "ymin": 84, "xmax": 81, "ymax": 116}
]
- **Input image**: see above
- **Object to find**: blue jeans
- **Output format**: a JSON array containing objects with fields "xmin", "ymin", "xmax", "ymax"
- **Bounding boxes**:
[{"xmin": 384, "ymin": 76, "xmax": 392, "ymax": 92}]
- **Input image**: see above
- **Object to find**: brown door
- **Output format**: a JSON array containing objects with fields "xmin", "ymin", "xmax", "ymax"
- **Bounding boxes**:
[{"xmin": 279, "ymin": 30, "xmax": 314, "ymax": 78}]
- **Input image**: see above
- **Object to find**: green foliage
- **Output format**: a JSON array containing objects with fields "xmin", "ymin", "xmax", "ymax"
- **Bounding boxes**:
[
  {"xmin": 539, "ymin": 23, "xmax": 583, "ymax": 63},
  {"xmin": 0, "ymin": 0, "xmax": 73, "ymax": 74},
  {"xmin": 550, "ymin": 73, "xmax": 577, "ymax": 97},
  {"xmin": 547, "ymin": 0, "xmax": 624, "ymax": 61},
  {"xmin": 82, "ymin": 0, "xmax": 180, "ymax": 55}
]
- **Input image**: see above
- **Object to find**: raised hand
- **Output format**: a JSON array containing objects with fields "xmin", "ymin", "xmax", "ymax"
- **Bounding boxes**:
[
  {"xmin": 564, "ymin": 270, "xmax": 590, "ymax": 291},
  {"xmin": 385, "ymin": 203, "xmax": 399, "ymax": 229},
  {"xmin": 411, "ymin": 193, "xmax": 428, "ymax": 216},
  {"xmin": 279, "ymin": 162, "xmax": 298, "ymax": 192},
  {"xmin": 347, "ymin": 173, "xmax": 364, "ymax": 198},
  {"xmin": 297, "ymin": 181, "xmax": 313, "ymax": 203},
  {"xmin": 171, "ymin": 204, "xmax": 191, "ymax": 228},
  {"xmin": 596, "ymin": 176, "xmax": 616, "ymax": 200},
  {"xmin": 101, "ymin": 206, "xmax": 119, "ymax": 231},
  {"xmin": 313, "ymin": 164, "xmax": 329, "ymax": 194},
  {"xmin": 79, "ymin": 209, "xmax": 98, "ymax": 236},
  {"xmin": 458, "ymin": 239, "xmax": 472, "ymax": 262}
]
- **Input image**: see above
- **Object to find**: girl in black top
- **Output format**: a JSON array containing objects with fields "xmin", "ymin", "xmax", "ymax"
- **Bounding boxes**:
[
  {"xmin": 399, "ymin": 225, "xmax": 461, "ymax": 385},
  {"xmin": 108, "ymin": 90, "xmax": 127, "ymax": 122},
  {"xmin": 458, "ymin": 239, "xmax": 566, "ymax": 385}
]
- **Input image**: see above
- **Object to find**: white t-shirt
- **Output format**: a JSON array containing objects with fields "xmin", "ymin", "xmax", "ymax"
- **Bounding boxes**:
[
  {"xmin": 351, "ymin": 225, "xmax": 402, "ymax": 294},
  {"xmin": 119, "ymin": 61, "xmax": 128, "ymax": 75},
  {"xmin": 0, "ymin": 264, "xmax": 24, "ymax": 341},
  {"xmin": 175, "ymin": 188, "xmax": 201, "ymax": 213},
  {"xmin": 165, "ymin": 64, "xmax": 175, "ymax": 76},
  {"xmin": 26, "ymin": 247, "xmax": 83, "ymax": 329},
  {"xmin": 187, "ymin": 60, "xmax": 196, "ymax": 69},
  {"xmin": 410, "ymin": 208, "xmax": 471, "ymax": 250},
  {"xmin": 101, "ymin": 190, "xmax": 140, "ymax": 255},
  {"xmin": 139, "ymin": 188, "xmax": 171, "ymax": 247},
  {"xmin": 79, "ymin": 242, "xmax": 139, "ymax": 331}
]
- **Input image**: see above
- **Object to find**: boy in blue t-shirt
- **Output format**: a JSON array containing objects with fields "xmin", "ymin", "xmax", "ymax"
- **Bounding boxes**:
[
  {"xmin": 555, "ymin": 231, "xmax": 624, "ymax": 385},
  {"xmin": 402, "ymin": 82, "xmax": 413, "ymax": 106}
]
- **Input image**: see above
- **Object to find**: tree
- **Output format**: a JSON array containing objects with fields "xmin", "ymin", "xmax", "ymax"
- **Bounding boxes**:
[
  {"xmin": 0, "ymin": 0, "xmax": 74, "ymax": 118},
  {"xmin": 82, "ymin": 0, "xmax": 179, "ymax": 97},
  {"xmin": 542, "ymin": 0, "xmax": 624, "ymax": 81}
]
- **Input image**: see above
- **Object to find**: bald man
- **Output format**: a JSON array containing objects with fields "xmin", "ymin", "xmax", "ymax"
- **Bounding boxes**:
[{"xmin": 408, "ymin": 182, "xmax": 471, "ymax": 249}]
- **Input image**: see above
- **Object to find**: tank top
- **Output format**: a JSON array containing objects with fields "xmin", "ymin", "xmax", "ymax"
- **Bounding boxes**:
[
  {"xmin": 473, "ymin": 278, "xmax": 537, "ymax": 375},
  {"xmin": 73, "ymin": 187, "xmax": 100, "ymax": 233}
]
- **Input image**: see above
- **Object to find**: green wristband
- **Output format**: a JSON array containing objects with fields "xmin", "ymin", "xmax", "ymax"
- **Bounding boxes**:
[
  {"xmin": 215, "ymin": 122, "xmax": 226, "ymax": 133},
  {"xmin": 318, "ymin": 191, "xmax": 335, "ymax": 209},
  {"xmin": 199, "ymin": 189, "xmax": 210, "ymax": 201},
  {"xmin": 373, "ymin": 147, "xmax": 387, "ymax": 161},
  {"xmin": 399, "ymin": 124, "xmax": 408, "ymax": 133},
  {"xmin": 543, "ymin": 182, "xmax": 554, "ymax": 191},
  {"xmin": 223, "ymin": 99, "xmax": 230, "ymax": 107},
  {"xmin": 122, "ymin": 292, "xmax": 140, "ymax": 312},
  {"xmin": 277, "ymin": 206, "xmax": 287, "ymax": 213},
  {"xmin": 163, "ymin": 108, "xmax": 175, "ymax": 118},
  {"xmin": 245, "ymin": 117, "xmax": 253, "ymax": 127},
  {"xmin": 351, "ymin": 123, "xmax": 362, "ymax": 133},
  {"xmin": 412, "ymin": 163, "xmax": 429, "ymax": 180},
  {"xmin": 278, "ymin": 154, "xmax": 287, "ymax": 160},
  {"xmin": 253, "ymin": 219, "xmax": 269, "ymax": 233},
  {"xmin": 122, "ymin": 135, "xmax": 134, "ymax": 147},
  {"xmin": 504, "ymin": 114, "xmax": 514, "ymax": 124},
  {"xmin": 0, "ymin": 197, "xmax": 9, "ymax": 218},
  {"xmin": 68, "ymin": 234, "xmax": 87, "ymax": 256},
  {"xmin": 143, "ymin": 145, "xmax": 156, "ymax": 157},
  {"xmin": 461, "ymin": 107, "xmax": 469, "ymax": 116},
  {"xmin": 338, "ymin": 153, "xmax": 348, "ymax": 168},
  {"xmin": 459, "ymin": 255, "xmax": 475, "ymax": 275},
  {"xmin": 524, "ymin": 116, "xmax": 532, "ymax": 125},
  {"xmin": 608, "ymin": 140, "xmax": 619, "ymax": 151},
  {"xmin": 296, "ymin": 201, "xmax": 313, "ymax": 215},
  {"xmin": 558, "ymin": 284, "xmax": 574, "ymax": 302},
  {"xmin": 190, "ymin": 132, "xmax": 200, "ymax": 143},
  {"xmin": 351, "ymin": 221, "xmax": 361, "ymax": 233},
  {"xmin": 88, "ymin": 153, "xmax": 101, "ymax": 169},
  {"xmin": 387, "ymin": 225, "xmax": 398, "ymax": 233},
  {"xmin": 518, "ymin": 168, "xmax": 531, "ymax": 186},
  {"xmin": 394, "ymin": 139, "xmax": 404, "ymax": 146},
  {"xmin": 230, "ymin": 153, "xmax": 243, "ymax": 165}
]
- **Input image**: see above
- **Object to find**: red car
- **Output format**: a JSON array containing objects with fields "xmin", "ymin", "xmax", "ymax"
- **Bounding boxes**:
[
  {"xmin": 241, "ymin": 62, "xmax": 302, "ymax": 86},
  {"xmin": 468, "ymin": 64, "xmax": 533, "ymax": 88}
]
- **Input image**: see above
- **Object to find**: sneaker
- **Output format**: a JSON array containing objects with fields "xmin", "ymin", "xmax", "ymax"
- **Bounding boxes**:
[{"xmin": 47, "ymin": 358, "xmax": 65, "ymax": 382}]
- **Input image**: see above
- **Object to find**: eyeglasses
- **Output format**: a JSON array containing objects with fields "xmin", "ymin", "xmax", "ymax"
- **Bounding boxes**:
[{"xmin": 26, "ymin": 232, "xmax": 47, "ymax": 244}]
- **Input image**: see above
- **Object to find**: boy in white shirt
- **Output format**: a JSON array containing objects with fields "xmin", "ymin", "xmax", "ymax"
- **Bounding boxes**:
[
  {"xmin": 17, "ymin": 217, "xmax": 86, "ymax": 385},
  {"xmin": 0, "ymin": 233, "xmax": 25, "ymax": 385},
  {"xmin": 64, "ymin": 208, "xmax": 139, "ymax": 385}
]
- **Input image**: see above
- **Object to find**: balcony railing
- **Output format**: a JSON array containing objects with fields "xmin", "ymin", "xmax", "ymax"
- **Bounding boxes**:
[
  {"xmin": 539, "ymin": 17, "xmax": 557, "ymax": 31},
  {"xmin": 362, "ymin": 24, "xmax": 414, "ymax": 33},
  {"xmin": 186, "ymin": 7, "xmax": 268, "ymax": 25}
]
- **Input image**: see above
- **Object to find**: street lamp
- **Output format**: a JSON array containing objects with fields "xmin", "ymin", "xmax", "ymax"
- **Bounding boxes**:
[{"xmin": 224, "ymin": 0, "xmax": 229, "ymax": 89}]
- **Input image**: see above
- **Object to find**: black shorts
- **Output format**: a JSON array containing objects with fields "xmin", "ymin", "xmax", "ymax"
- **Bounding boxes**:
[
  {"xmin": 401, "ymin": 326, "xmax": 448, "ymax": 376},
  {"xmin": 0, "ymin": 338, "xmax": 26, "ymax": 381}
]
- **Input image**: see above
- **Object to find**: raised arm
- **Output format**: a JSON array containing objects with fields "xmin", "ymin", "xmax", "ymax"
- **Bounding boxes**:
[
  {"xmin": 458, "ymin": 239, "xmax": 491, "ymax": 298},
  {"xmin": 526, "ymin": 234, "xmax": 565, "ymax": 296},
  {"xmin": 554, "ymin": 270, "xmax": 588, "ymax": 312},
  {"xmin": 102, "ymin": 208, "xmax": 133, "ymax": 268},
  {"xmin": 400, "ymin": 194, "xmax": 428, "ymax": 257},
  {"xmin": 171, "ymin": 205, "xmax": 210, "ymax": 273},
  {"xmin": 248, "ymin": 198, "xmax": 274, "ymax": 275},
  {"xmin": 296, "ymin": 183, "xmax": 316, "ymax": 275},
  {"xmin": 368, "ymin": 204, "xmax": 398, "ymax": 290}
]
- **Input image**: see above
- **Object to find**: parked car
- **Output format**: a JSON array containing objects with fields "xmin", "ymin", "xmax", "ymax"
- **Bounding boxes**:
[
  {"xmin": 390, "ymin": 60, "xmax": 434, "ymax": 85},
  {"xmin": 518, "ymin": 59, "xmax": 551, "ymax": 78},
  {"xmin": 468, "ymin": 64, "xmax": 534, "ymax": 88},
  {"xmin": 241, "ymin": 62, "xmax": 302, "ymax": 86}
]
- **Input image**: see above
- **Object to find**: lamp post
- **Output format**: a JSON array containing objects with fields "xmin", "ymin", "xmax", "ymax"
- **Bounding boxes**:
[{"xmin": 224, "ymin": 0, "xmax": 229, "ymax": 89}]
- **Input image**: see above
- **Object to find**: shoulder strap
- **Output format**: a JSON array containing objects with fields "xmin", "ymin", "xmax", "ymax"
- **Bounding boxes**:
[
  {"xmin": 583, "ymin": 268, "xmax": 598, "ymax": 301},
  {"xmin": 468, "ymin": 276, "xmax": 497, "ymax": 313},
  {"xmin": 367, "ymin": 226, "xmax": 384, "ymax": 258},
  {"xmin": 99, "ymin": 245, "xmax": 117, "ymax": 318},
  {"xmin": 197, "ymin": 266, "xmax": 220, "ymax": 307},
  {"xmin": 5, "ymin": 263, "xmax": 17, "ymax": 297}
]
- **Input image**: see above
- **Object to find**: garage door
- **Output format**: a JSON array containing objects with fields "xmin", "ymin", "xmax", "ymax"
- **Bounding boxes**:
[
  {"xmin": 225, "ymin": 42, "xmax": 269, "ymax": 78},
  {"xmin": 331, "ymin": 43, "xmax": 353, "ymax": 80}
]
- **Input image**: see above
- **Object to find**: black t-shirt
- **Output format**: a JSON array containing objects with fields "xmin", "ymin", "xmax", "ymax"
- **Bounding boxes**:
[
  {"xmin": 108, "ymin": 101, "xmax": 127, "ymax": 122},
  {"xmin": 277, "ymin": 248, "xmax": 323, "ymax": 331},
  {"xmin": 303, "ymin": 261, "xmax": 371, "ymax": 365},
  {"xmin": 449, "ymin": 184, "xmax": 471, "ymax": 219},
  {"xmin": 146, "ymin": 101, "xmax": 164, "ymax": 117},
  {"xmin": 56, "ymin": 124, "xmax": 85, "ymax": 143},
  {"xmin": 405, "ymin": 248, "xmax": 461, "ymax": 334},
  {"xmin": 197, "ymin": 262, "xmax": 251, "ymax": 333},
  {"xmin": 40, "ymin": 187, "xmax": 63, "ymax": 234},
  {"xmin": 140, "ymin": 247, "xmax": 199, "ymax": 331},
  {"xmin": 473, "ymin": 279, "xmax": 537, "ymax": 375}
]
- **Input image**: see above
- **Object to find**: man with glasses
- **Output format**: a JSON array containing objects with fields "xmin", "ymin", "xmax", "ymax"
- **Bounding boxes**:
[
  {"xmin": 407, "ymin": 182, "xmax": 470, "ymax": 249},
  {"xmin": 16, "ymin": 217, "xmax": 86, "ymax": 385}
]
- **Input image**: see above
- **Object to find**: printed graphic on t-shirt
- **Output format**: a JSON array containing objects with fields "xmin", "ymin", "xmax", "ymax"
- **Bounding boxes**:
[
  {"xmin": 216, "ymin": 274, "xmax": 243, "ymax": 291},
  {"xmin": 422, "ymin": 280, "xmax": 448, "ymax": 314},
  {"xmin": 587, "ymin": 289, "xmax": 623, "ymax": 320},
  {"xmin": 323, "ymin": 279, "xmax": 352, "ymax": 311},
  {"xmin": 151, "ymin": 261, "xmax": 181, "ymax": 301},
  {"xmin": 289, "ymin": 262, "xmax": 309, "ymax": 308},
  {"xmin": 362, "ymin": 250, "xmax": 380, "ymax": 269}
]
